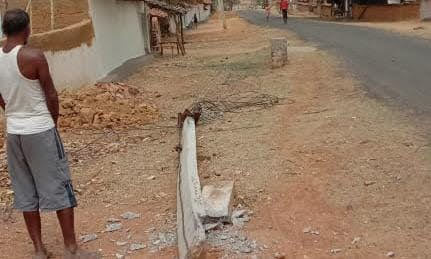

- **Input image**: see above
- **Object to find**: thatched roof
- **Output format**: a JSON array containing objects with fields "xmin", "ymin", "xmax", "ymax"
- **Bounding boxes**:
[{"xmin": 144, "ymin": 0, "xmax": 188, "ymax": 14}]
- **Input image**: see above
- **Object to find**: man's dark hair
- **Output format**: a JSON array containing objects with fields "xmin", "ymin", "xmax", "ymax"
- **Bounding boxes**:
[{"xmin": 2, "ymin": 9, "xmax": 30, "ymax": 36}]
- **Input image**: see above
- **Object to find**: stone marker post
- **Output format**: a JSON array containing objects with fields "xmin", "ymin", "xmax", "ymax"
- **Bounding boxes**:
[{"xmin": 271, "ymin": 37, "xmax": 288, "ymax": 68}]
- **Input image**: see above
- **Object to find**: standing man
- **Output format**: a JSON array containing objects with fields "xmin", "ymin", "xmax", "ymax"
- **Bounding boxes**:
[
  {"xmin": 0, "ymin": 9, "xmax": 99, "ymax": 259},
  {"xmin": 280, "ymin": 0, "xmax": 289, "ymax": 24},
  {"xmin": 194, "ymin": 13, "xmax": 198, "ymax": 29}
]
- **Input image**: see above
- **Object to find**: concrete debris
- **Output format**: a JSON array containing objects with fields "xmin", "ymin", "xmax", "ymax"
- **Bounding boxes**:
[
  {"xmin": 351, "ymin": 237, "xmax": 361, "ymax": 245},
  {"xmin": 330, "ymin": 248, "xmax": 342, "ymax": 254},
  {"xmin": 204, "ymin": 222, "xmax": 222, "ymax": 231},
  {"xmin": 107, "ymin": 218, "xmax": 121, "ymax": 223},
  {"xmin": 364, "ymin": 181, "xmax": 376, "ymax": 186},
  {"xmin": 116, "ymin": 241, "xmax": 128, "ymax": 246},
  {"xmin": 274, "ymin": 252, "xmax": 286, "ymax": 259},
  {"xmin": 303, "ymin": 227, "xmax": 319, "ymax": 235},
  {"xmin": 149, "ymin": 231, "xmax": 177, "ymax": 250},
  {"xmin": 147, "ymin": 175, "xmax": 156, "ymax": 180},
  {"xmin": 115, "ymin": 254, "xmax": 125, "ymax": 259},
  {"xmin": 121, "ymin": 212, "xmax": 141, "ymax": 220},
  {"xmin": 79, "ymin": 234, "xmax": 98, "ymax": 243},
  {"xmin": 231, "ymin": 209, "xmax": 250, "ymax": 228},
  {"xmin": 105, "ymin": 223, "xmax": 122, "ymax": 232},
  {"xmin": 202, "ymin": 181, "xmax": 234, "ymax": 220},
  {"xmin": 129, "ymin": 243, "xmax": 146, "ymax": 251},
  {"xmin": 386, "ymin": 251, "xmax": 395, "ymax": 257},
  {"xmin": 206, "ymin": 225, "xmax": 258, "ymax": 255}
]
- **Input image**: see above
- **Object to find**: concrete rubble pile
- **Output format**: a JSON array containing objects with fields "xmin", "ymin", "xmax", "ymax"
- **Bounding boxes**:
[{"xmin": 58, "ymin": 82, "xmax": 159, "ymax": 130}]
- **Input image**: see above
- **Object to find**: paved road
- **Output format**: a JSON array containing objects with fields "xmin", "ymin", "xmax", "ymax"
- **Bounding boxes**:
[{"xmin": 240, "ymin": 10, "xmax": 431, "ymax": 114}]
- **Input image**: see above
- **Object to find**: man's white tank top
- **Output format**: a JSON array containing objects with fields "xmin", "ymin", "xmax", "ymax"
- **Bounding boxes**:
[{"xmin": 0, "ymin": 45, "xmax": 54, "ymax": 135}]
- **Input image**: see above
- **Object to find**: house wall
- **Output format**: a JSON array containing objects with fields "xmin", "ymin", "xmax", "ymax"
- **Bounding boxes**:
[
  {"xmin": 89, "ymin": 0, "xmax": 147, "ymax": 75},
  {"xmin": 421, "ymin": 0, "xmax": 431, "ymax": 20},
  {"xmin": 169, "ymin": 4, "xmax": 212, "ymax": 33},
  {"xmin": 1, "ymin": 0, "xmax": 149, "ymax": 90},
  {"xmin": 352, "ymin": 3, "xmax": 420, "ymax": 21},
  {"xmin": 183, "ymin": 4, "xmax": 211, "ymax": 27}
]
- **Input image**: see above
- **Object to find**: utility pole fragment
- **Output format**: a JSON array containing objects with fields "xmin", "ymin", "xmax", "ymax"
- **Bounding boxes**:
[{"xmin": 218, "ymin": 0, "xmax": 227, "ymax": 29}]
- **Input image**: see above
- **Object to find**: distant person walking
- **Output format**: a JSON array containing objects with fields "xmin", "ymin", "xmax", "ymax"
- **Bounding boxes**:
[
  {"xmin": 0, "ymin": 9, "xmax": 99, "ymax": 259},
  {"xmin": 280, "ymin": 0, "xmax": 289, "ymax": 24},
  {"xmin": 194, "ymin": 13, "xmax": 198, "ymax": 29},
  {"xmin": 265, "ymin": 3, "xmax": 271, "ymax": 22}
]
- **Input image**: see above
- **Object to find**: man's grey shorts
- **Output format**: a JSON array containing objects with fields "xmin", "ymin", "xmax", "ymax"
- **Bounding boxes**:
[{"xmin": 7, "ymin": 127, "xmax": 77, "ymax": 212}]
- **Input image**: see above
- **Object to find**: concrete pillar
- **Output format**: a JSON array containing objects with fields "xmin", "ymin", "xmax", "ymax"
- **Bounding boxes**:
[{"xmin": 271, "ymin": 37, "xmax": 288, "ymax": 68}]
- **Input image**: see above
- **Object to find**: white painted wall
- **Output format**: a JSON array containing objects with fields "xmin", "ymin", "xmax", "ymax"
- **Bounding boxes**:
[
  {"xmin": 421, "ymin": 0, "xmax": 431, "ymax": 20},
  {"xmin": 89, "ymin": 0, "xmax": 147, "ymax": 76},
  {"xmin": 183, "ymin": 4, "xmax": 211, "ymax": 28},
  {"xmin": 43, "ymin": 0, "xmax": 149, "ymax": 90},
  {"xmin": 46, "ymin": 41, "xmax": 101, "ymax": 90},
  {"xmin": 169, "ymin": 4, "xmax": 212, "ymax": 33}
]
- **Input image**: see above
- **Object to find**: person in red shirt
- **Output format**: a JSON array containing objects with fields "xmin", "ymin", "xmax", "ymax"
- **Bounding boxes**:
[{"xmin": 280, "ymin": 0, "xmax": 289, "ymax": 24}]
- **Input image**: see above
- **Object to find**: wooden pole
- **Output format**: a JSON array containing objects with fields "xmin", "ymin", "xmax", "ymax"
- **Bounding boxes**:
[
  {"xmin": 219, "ymin": 0, "xmax": 227, "ymax": 29},
  {"xmin": 50, "ymin": 0, "xmax": 54, "ymax": 30},
  {"xmin": 180, "ymin": 15, "xmax": 184, "ymax": 47}
]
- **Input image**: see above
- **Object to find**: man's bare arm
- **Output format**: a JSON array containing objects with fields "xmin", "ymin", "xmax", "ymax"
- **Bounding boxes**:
[
  {"xmin": 35, "ymin": 51, "xmax": 59, "ymax": 125},
  {"xmin": 0, "ymin": 95, "xmax": 5, "ymax": 111}
]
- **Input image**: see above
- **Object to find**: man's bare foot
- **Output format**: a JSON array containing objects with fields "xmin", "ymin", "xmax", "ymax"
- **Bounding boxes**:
[
  {"xmin": 33, "ymin": 247, "xmax": 50, "ymax": 259},
  {"xmin": 64, "ymin": 248, "xmax": 101, "ymax": 259}
]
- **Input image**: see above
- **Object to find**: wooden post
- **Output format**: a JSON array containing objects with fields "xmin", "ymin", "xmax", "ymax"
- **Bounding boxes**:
[
  {"xmin": 50, "ymin": 0, "xmax": 54, "ymax": 30},
  {"xmin": 175, "ymin": 14, "xmax": 185, "ymax": 56},
  {"xmin": 180, "ymin": 15, "xmax": 184, "ymax": 47},
  {"xmin": 218, "ymin": 0, "xmax": 227, "ymax": 29}
]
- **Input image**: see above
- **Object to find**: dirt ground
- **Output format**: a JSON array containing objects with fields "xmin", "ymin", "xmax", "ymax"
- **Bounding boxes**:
[{"xmin": 1, "ymin": 14, "xmax": 431, "ymax": 259}]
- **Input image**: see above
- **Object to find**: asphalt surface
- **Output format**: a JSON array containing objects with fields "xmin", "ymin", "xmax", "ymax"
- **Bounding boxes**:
[{"xmin": 240, "ymin": 10, "xmax": 431, "ymax": 114}]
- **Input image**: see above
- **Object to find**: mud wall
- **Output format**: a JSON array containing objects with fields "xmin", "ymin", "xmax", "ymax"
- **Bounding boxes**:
[
  {"xmin": 319, "ymin": 4, "xmax": 332, "ymax": 17},
  {"xmin": 352, "ymin": 3, "xmax": 420, "ymax": 21},
  {"xmin": 5, "ymin": 0, "xmax": 89, "ymax": 34}
]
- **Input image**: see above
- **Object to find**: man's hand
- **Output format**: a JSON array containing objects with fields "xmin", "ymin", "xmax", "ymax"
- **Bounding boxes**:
[{"xmin": 0, "ymin": 95, "xmax": 5, "ymax": 111}]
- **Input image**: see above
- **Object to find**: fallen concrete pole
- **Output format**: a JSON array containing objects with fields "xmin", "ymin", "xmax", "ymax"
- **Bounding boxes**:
[{"xmin": 177, "ymin": 116, "xmax": 206, "ymax": 259}]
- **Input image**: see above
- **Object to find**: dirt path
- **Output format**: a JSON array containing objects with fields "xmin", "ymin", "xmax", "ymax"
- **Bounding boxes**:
[{"xmin": 1, "ymin": 14, "xmax": 430, "ymax": 259}]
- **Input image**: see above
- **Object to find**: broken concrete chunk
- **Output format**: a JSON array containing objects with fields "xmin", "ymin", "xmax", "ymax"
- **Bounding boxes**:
[
  {"xmin": 386, "ymin": 251, "xmax": 395, "ymax": 257},
  {"xmin": 107, "ymin": 218, "xmax": 121, "ymax": 223},
  {"xmin": 351, "ymin": 237, "xmax": 361, "ymax": 245},
  {"xmin": 130, "ymin": 243, "xmax": 146, "ymax": 251},
  {"xmin": 231, "ymin": 209, "xmax": 250, "ymax": 228},
  {"xmin": 330, "ymin": 248, "xmax": 342, "ymax": 254},
  {"xmin": 79, "ymin": 234, "xmax": 98, "ymax": 243},
  {"xmin": 364, "ymin": 181, "xmax": 376, "ymax": 186},
  {"xmin": 202, "ymin": 181, "xmax": 234, "ymax": 219},
  {"xmin": 303, "ymin": 226, "xmax": 319, "ymax": 235},
  {"xmin": 105, "ymin": 223, "xmax": 122, "ymax": 232},
  {"xmin": 204, "ymin": 222, "xmax": 222, "ymax": 232},
  {"xmin": 115, "ymin": 254, "xmax": 125, "ymax": 259},
  {"xmin": 274, "ymin": 252, "xmax": 286, "ymax": 259},
  {"xmin": 121, "ymin": 211, "xmax": 140, "ymax": 220},
  {"xmin": 116, "ymin": 241, "xmax": 128, "ymax": 246}
]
